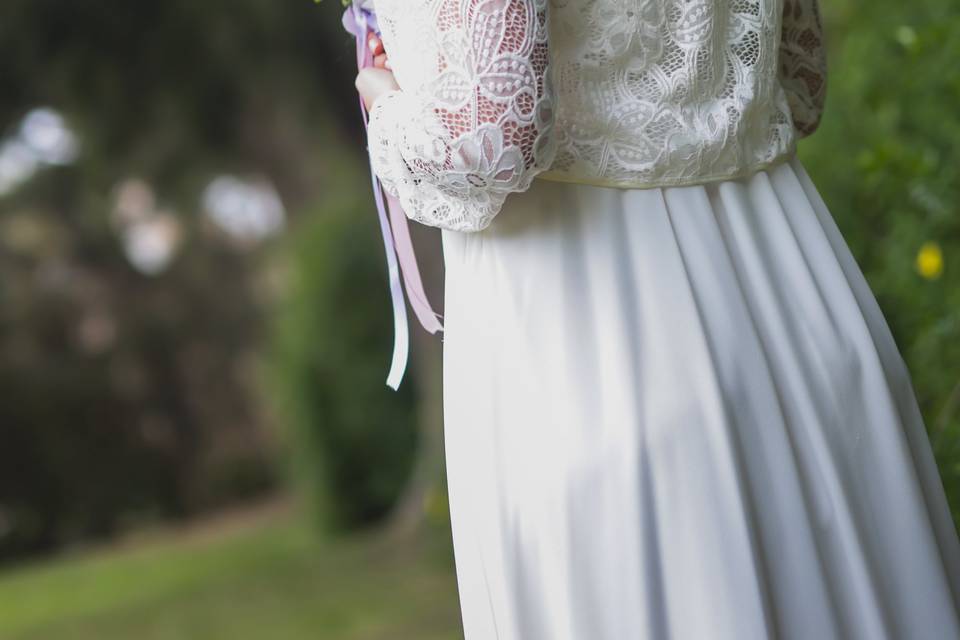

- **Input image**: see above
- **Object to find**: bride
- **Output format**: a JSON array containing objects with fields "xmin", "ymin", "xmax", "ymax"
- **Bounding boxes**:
[{"xmin": 355, "ymin": 0, "xmax": 960, "ymax": 637}]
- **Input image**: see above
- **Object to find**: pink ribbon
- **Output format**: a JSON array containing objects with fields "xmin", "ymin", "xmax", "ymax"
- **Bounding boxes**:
[{"xmin": 344, "ymin": 4, "xmax": 444, "ymax": 390}]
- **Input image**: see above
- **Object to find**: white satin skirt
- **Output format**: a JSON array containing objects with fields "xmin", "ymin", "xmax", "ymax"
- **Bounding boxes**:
[{"xmin": 439, "ymin": 152, "xmax": 960, "ymax": 640}]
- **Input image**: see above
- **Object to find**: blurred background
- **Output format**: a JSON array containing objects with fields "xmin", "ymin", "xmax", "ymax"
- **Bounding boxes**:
[{"xmin": 0, "ymin": 0, "xmax": 956, "ymax": 638}]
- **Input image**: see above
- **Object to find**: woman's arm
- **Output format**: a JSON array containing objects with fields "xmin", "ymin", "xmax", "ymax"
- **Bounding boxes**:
[
  {"xmin": 779, "ymin": 0, "xmax": 829, "ymax": 138},
  {"xmin": 365, "ymin": 0, "xmax": 557, "ymax": 233}
]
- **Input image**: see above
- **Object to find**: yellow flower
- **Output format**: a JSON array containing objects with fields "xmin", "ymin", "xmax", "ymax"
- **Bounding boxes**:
[{"xmin": 916, "ymin": 242, "xmax": 944, "ymax": 280}]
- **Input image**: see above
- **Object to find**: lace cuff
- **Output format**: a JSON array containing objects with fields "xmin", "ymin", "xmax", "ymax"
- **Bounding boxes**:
[{"xmin": 365, "ymin": 0, "xmax": 557, "ymax": 233}]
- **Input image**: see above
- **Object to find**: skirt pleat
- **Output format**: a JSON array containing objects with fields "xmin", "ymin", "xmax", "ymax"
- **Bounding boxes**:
[{"xmin": 439, "ymin": 152, "xmax": 960, "ymax": 640}]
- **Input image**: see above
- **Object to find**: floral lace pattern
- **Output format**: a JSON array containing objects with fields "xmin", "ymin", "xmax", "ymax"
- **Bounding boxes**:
[
  {"xmin": 779, "ymin": 0, "xmax": 828, "ymax": 137},
  {"xmin": 369, "ymin": 0, "xmax": 557, "ymax": 232},
  {"xmin": 368, "ymin": 0, "xmax": 827, "ymax": 232}
]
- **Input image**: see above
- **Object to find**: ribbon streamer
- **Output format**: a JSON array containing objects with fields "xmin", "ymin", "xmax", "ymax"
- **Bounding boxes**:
[{"xmin": 343, "ymin": 4, "xmax": 444, "ymax": 390}]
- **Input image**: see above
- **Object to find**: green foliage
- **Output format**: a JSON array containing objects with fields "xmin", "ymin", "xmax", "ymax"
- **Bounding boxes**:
[
  {"xmin": 0, "ymin": 0, "xmax": 364, "ymax": 562},
  {"xmin": 799, "ymin": 0, "xmax": 960, "ymax": 515},
  {"xmin": 0, "ymin": 184, "xmax": 282, "ymax": 562},
  {"xmin": 269, "ymin": 179, "xmax": 420, "ymax": 532}
]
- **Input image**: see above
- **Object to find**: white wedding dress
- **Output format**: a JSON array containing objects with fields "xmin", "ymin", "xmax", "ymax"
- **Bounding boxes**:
[
  {"xmin": 366, "ymin": 0, "xmax": 960, "ymax": 637},
  {"xmin": 441, "ymin": 153, "xmax": 960, "ymax": 638}
]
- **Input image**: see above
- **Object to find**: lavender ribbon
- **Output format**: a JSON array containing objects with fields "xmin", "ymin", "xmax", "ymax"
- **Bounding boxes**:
[{"xmin": 343, "ymin": 3, "xmax": 444, "ymax": 390}]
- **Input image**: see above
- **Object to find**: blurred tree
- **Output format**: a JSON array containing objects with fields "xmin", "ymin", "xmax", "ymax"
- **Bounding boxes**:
[
  {"xmin": 0, "ymin": 0, "xmax": 450, "ymax": 561},
  {"xmin": 269, "ymin": 185, "xmax": 422, "ymax": 532}
]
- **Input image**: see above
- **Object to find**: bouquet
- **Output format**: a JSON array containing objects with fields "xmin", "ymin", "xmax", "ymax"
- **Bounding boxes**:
[{"xmin": 323, "ymin": 0, "xmax": 444, "ymax": 391}]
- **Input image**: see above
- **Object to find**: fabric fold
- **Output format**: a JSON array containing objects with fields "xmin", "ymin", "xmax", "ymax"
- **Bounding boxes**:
[{"xmin": 440, "ymin": 153, "xmax": 960, "ymax": 639}]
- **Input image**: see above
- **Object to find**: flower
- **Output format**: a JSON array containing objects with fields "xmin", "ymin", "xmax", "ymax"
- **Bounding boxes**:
[
  {"xmin": 446, "ymin": 124, "xmax": 524, "ymax": 196},
  {"xmin": 338, "ymin": 0, "xmax": 380, "ymax": 39},
  {"xmin": 916, "ymin": 241, "xmax": 944, "ymax": 280},
  {"xmin": 402, "ymin": 115, "xmax": 449, "ymax": 165}
]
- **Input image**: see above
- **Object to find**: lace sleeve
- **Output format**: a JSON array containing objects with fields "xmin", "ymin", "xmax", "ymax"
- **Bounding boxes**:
[
  {"xmin": 366, "ymin": 0, "xmax": 557, "ymax": 233},
  {"xmin": 779, "ymin": 0, "xmax": 828, "ymax": 138}
]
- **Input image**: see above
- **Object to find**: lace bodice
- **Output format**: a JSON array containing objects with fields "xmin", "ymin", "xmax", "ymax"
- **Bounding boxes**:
[{"xmin": 367, "ymin": 0, "xmax": 827, "ymax": 232}]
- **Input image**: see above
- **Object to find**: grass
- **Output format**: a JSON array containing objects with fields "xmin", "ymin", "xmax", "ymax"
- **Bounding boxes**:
[{"xmin": 0, "ymin": 499, "xmax": 463, "ymax": 640}]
